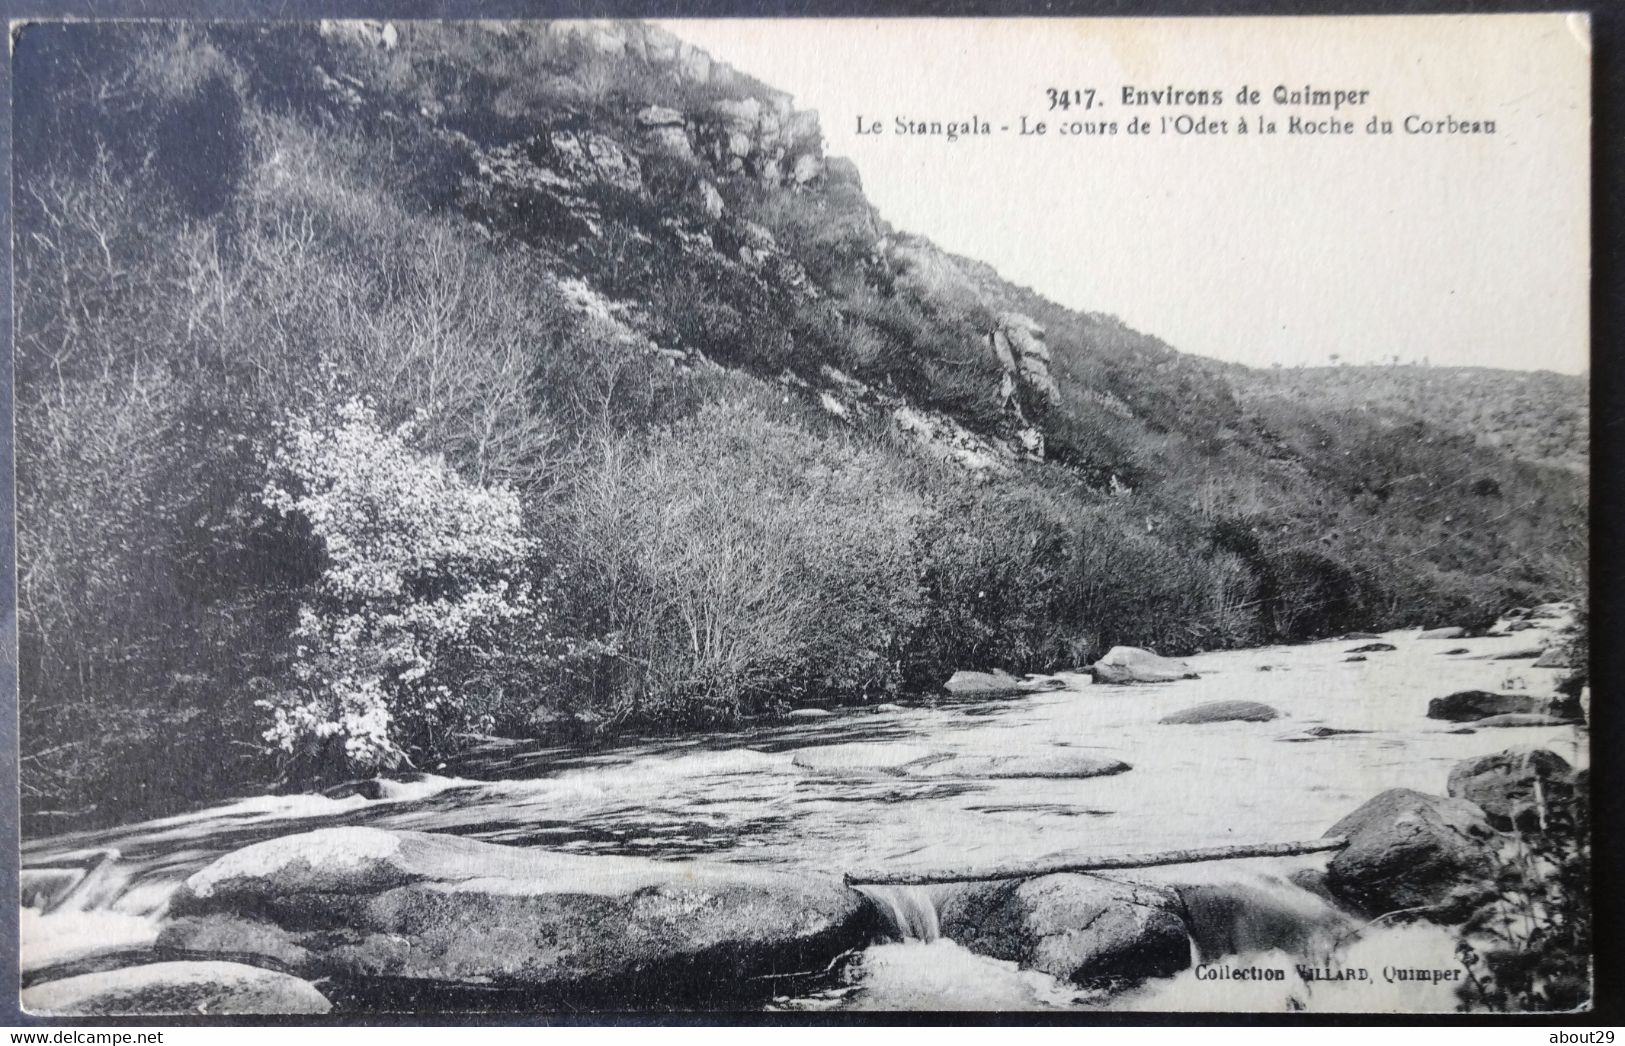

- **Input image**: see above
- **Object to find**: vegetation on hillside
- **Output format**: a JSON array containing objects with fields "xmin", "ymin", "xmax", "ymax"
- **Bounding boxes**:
[{"xmin": 13, "ymin": 21, "xmax": 1587, "ymax": 828}]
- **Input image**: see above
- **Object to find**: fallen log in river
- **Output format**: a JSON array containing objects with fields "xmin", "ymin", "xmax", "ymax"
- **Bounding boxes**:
[{"xmin": 844, "ymin": 836, "xmax": 1351, "ymax": 886}]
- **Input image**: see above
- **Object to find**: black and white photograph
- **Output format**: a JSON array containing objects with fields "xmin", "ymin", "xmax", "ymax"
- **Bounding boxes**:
[{"xmin": 9, "ymin": 12, "xmax": 1593, "ymax": 1017}]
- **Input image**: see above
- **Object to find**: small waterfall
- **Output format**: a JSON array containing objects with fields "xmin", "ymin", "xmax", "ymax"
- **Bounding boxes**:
[{"xmin": 855, "ymin": 884, "xmax": 943, "ymax": 943}]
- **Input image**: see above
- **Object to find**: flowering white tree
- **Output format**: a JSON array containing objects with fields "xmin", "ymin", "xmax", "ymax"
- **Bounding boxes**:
[{"xmin": 261, "ymin": 399, "xmax": 538, "ymax": 776}]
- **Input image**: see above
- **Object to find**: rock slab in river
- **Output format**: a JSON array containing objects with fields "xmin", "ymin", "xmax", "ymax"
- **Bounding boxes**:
[
  {"xmin": 911, "ymin": 751, "xmax": 1131, "ymax": 779},
  {"xmin": 1160, "ymin": 700, "xmax": 1280, "ymax": 725},
  {"xmin": 1426, "ymin": 690, "xmax": 1565, "ymax": 722},
  {"xmin": 1087, "ymin": 647, "xmax": 1198, "ymax": 685},
  {"xmin": 937, "ymin": 873, "xmax": 1190, "ymax": 986},
  {"xmin": 1346, "ymin": 642, "xmax": 1397, "ymax": 653},
  {"xmin": 1324, "ymin": 788, "xmax": 1499, "ymax": 916},
  {"xmin": 163, "ymin": 827, "xmax": 876, "ymax": 1008},
  {"xmin": 792, "ymin": 743, "xmax": 942, "ymax": 775},
  {"xmin": 1469, "ymin": 713, "xmax": 1576, "ymax": 729},
  {"xmin": 22, "ymin": 961, "xmax": 331, "ymax": 1016}
]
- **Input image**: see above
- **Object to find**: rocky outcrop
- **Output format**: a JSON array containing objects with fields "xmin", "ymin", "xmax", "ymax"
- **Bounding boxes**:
[
  {"xmin": 1324, "ymin": 789, "xmax": 1500, "ymax": 916},
  {"xmin": 22, "ymin": 961, "xmax": 331, "ymax": 1016},
  {"xmin": 892, "ymin": 405, "xmax": 1010, "ymax": 472},
  {"xmin": 990, "ymin": 312, "xmax": 1058, "ymax": 405},
  {"xmin": 1088, "ymin": 647, "xmax": 1199, "ymax": 685},
  {"xmin": 937, "ymin": 874, "xmax": 1190, "ymax": 987},
  {"xmin": 1426, "ymin": 690, "xmax": 1564, "ymax": 722},
  {"xmin": 1446, "ymin": 747, "xmax": 1574, "ymax": 831},
  {"xmin": 1160, "ymin": 700, "xmax": 1280, "ymax": 725},
  {"xmin": 635, "ymin": 105, "xmax": 693, "ymax": 160},
  {"xmin": 161, "ymin": 828, "xmax": 877, "ymax": 1008}
]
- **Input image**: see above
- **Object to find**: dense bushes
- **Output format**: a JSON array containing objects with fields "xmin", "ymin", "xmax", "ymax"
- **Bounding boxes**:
[{"xmin": 558, "ymin": 398, "xmax": 927, "ymax": 724}]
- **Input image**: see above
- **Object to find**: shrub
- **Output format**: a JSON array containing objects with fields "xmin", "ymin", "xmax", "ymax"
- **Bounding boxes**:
[{"xmin": 259, "ymin": 399, "xmax": 545, "ymax": 780}]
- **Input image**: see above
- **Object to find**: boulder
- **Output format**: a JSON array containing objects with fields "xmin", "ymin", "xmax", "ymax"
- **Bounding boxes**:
[
  {"xmin": 1160, "ymin": 700, "xmax": 1280, "ymax": 725},
  {"xmin": 1417, "ymin": 626, "xmax": 1466, "ymax": 640},
  {"xmin": 19, "ymin": 868, "xmax": 84, "ymax": 911},
  {"xmin": 1426, "ymin": 690, "xmax": 1559, "ymax": 722},
  {"xmin": 1324, "ymin": 789, "xmax": 1500, "ymax": 916},
  {"xmin": 1534, "ymin": 645, "xmax": 1573, "ymax": 669},
  {"xmin": 22, "ymin": 961, "xmax": 331, "ymax": 1016},
  {"xmin": 943, "ymin": 669, "xmax": 1027, "ymax": 695},
  {"xmin": 163, "ymin": 828, "xmax": 877, "ymax": 1008},
  {"xmin": 1492, "ymin": 646, "xmax": 1546, "ymax": 661},
  {"xmin": 1441, "ymin": 648, "xmax": 1470, "ymax": 655},
  {"xmin": 1344, "ymin": 655, "xmax": 1368, "ymax": 662},
  {"xmin": 1468, "ymin": 713, "xmax": 1576, "ymax": 729},
  {"xmin": 1447, "ymin": 747, "xmax": 1575, "ymax": 831},
  {"xmin": 1170, "ymin": 875, "xmax": 1353, "ymax": 961},
  {"xmin": 910, "ymin": 751, "xmax": 1131, "ymax": 779},
  {"xmin": 937, "ymin": 874, "xmax": 1190, "ymax": 986},
  {"xmin": 785, "ymin": 707, "xmax": 833, "ymax": 719},
  {"xmin": 1346, "ymin": 642, "xmax": 1397, "ymax": 653},
  {"xmin": 1338, "ymin": 632, "xmax": 1383, "ymax": 640},
  {"xmin": 1088, "ymin": 647, "xmax": 1198, "ymax": 685}
]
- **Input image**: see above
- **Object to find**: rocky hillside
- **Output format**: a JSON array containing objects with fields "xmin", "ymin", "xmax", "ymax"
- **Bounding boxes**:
[{"xmin": 13, "ymin": 19, "xmax": 1588, "ymax": 824}]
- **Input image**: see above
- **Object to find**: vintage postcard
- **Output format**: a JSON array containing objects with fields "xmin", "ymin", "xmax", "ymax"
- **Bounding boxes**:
[{"xmin": 11, "ymin": 13, "xmax": 1590, "ymax": 1017}]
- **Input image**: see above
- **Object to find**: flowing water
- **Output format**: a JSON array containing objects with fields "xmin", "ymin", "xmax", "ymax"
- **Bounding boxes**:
[{"xmin": 21, "ymin": 623, "xmax": 1586, "ymax": 1011}]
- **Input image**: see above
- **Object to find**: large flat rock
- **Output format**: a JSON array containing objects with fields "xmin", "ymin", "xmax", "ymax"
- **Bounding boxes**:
[
  {"xmin": 162, "ymin": 827, "xmax": 877, "ymax": 1008},
  {"xmin": 22, "ymin": 961, "xmax": 331, "ymax": 1016}
]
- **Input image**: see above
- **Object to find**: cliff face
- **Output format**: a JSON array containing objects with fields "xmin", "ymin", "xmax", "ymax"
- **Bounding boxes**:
[{"xmin": 263, "ymin": 20, "xmax": 1073, "ymax": 474}]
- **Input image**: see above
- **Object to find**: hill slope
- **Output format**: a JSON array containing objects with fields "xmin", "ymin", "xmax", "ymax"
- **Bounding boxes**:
[{"xmin": 12, "ymin": 19, "xmax": 1587, "ymax": 825}]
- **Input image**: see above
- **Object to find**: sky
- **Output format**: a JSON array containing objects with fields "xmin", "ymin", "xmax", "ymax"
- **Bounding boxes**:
[{"xmin": 656, "ymin": 15, "xmax": 1590, "ymax": 374}]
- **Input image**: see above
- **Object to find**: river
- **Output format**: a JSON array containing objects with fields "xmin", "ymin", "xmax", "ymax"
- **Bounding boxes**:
[{"xmin": 21, "ymin": 620, "xmax": 1586, "ymax": 1012}]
